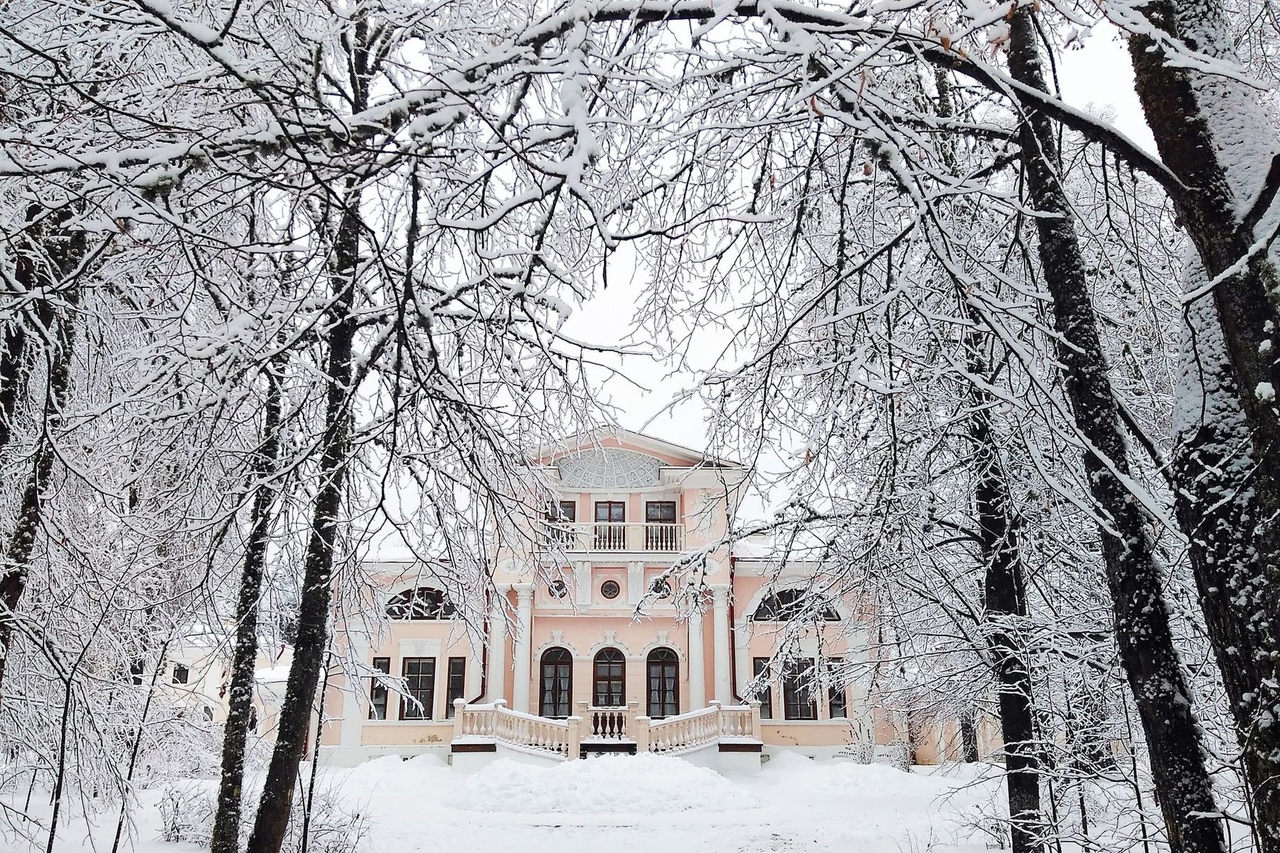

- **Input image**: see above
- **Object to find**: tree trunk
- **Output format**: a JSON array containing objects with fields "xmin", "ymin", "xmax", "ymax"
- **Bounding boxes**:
[
  {"xmin": 0, "ymin": 220, "xmax": 86, "ymax": 697},
  {"xmin": 1125, "ymin": 2, "xmax": 1280, "ymax": 847},
  {"xmin": 211, "ymin": 366, "xmax": 284, "ymax": 853},
  {"xmin": 1005, "ymin": 12, "xmax": 1226, "ymax": 853},
  {"xmin": 973, "ymin": 401, "xmax": 1043, "ymax": 853},
  {"xmin": 244, "ymin": 191, "xmax": 359, "ymax": 853}
]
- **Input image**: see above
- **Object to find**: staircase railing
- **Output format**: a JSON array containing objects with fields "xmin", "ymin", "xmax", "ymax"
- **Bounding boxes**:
[
  {"xmin": 453, "ymin": 699, "xmax": 760, "ymax": 759},
  {"xmin": 453, "ymin": 700, "xmax": 581, "ymax": 759},
  {"xmin": 641, "ymin": 700, "xmax": 762, "ymax": 754}
]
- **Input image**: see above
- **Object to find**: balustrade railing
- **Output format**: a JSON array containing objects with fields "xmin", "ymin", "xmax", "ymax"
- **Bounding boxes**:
[
  {"xmin": 540, "ymin": 522, "xmax": 684, "ymax": 553},
  {"xmin": 454, "ymin": 700, "xmax": 581, "ymax": 759},
  {"xmin": 453, "ymin": 699, "xmax": 760, "ymax": 759},
  {"xmin": 584, "ymin": 705, "xmax": 632, "ymax": 740},
  {"xmin": 646, "ymin": 706, "xmax": 720, "ymax": 753}
]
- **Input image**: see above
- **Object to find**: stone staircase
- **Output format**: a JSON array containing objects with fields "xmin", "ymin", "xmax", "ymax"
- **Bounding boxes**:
[{"xmin": 450, "ymin": 699, "xmax": 763, "ymax": 770}]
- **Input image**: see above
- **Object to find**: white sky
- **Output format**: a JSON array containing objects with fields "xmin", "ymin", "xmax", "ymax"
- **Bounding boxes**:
[{"xmin": 559, "ymin": 26, "xmax": 1154, "ymax": 519}]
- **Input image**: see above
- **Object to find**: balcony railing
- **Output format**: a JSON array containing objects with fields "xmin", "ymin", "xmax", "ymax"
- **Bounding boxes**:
[{"xmin": 541, "ymin": 521, "xmax": 684, "ymax": 553}]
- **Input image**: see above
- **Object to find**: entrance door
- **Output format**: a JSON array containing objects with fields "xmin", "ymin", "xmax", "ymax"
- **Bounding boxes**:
[
  {"xmin": 592, "ymin": 648, "xmax": 626, "ymax": 707},
  {"xmin": 646, "ymin": 648, "xmax": 679, "ymax": 718},
  {"xmin": 539, "ymin": 647, "xmax": 572, "ymax": 718}
]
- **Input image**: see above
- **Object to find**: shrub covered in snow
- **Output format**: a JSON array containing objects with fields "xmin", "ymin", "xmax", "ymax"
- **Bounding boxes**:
[{"xmin": 158, "ymin": 780, "xmax": 368, "ymax": 853}]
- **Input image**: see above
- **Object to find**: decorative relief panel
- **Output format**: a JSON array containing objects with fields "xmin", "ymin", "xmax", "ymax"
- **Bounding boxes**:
[{"xmin": 555, "ymin": 449, "xmax": 663, "ymax": 489}]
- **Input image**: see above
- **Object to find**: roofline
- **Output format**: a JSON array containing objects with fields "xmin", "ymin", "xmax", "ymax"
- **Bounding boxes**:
[{"xmin": 533, "ymin": 426, "xmax": 743, "ymax": 468}]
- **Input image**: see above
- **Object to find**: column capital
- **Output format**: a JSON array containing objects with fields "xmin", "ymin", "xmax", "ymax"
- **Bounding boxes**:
[
  {"xmin": 710, "ymin": 584, "xmax": 731, "ymax": 605},
  {"xmin": 513, "ymin": 582, "xmax": 534, "ymax": 604}
]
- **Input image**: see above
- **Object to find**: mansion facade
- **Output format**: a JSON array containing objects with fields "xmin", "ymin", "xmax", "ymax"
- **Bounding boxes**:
[{"xmin": 317, "ymin": 430, "xmax": 992, "ymax": 769}]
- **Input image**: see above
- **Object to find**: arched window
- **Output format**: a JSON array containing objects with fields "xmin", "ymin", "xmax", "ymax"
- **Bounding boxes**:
[
  {"xmin": 385, "ymin": 587, "xmax": 455, "ymax": 620},
  {"xmin": 539, "ymin": 647, "xmax": 573, "ymax": 718},
  {"xmin": 752, "ymin": 589, "xmax": 840, "ymax": 622},
  {"xmin": 592, "ymin": 648, "xmax": 626, "ymax": 707},
  {"xmin": 646, "ymin": 648, "xmax": 679, "ymax": 718}
]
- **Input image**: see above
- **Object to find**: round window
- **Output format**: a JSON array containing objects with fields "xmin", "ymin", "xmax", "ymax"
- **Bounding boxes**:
[
  {"xmin": 600, "ymin": 580, "xmax": 621, "ymax": 600},
  {"xmin": 548, "ymin": 579, "xmax": 569, "ymax": 598}
]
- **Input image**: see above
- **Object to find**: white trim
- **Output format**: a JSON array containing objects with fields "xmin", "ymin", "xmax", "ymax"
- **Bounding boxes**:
[
  {"xmin": 637, "ymin": 638, "xmax": 685, "ymax": 662},
  {"xmin": 585, "ymin": 637, "xmax": 634, "ymax": 659}
]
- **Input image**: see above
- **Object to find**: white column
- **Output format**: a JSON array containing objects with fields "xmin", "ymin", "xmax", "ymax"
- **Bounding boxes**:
[
  {"xmin": 486, "ymin": 599, "xmax": 508, "ymax": 703},
  {"xmin": 512, "ymin": 584, "xmax": 534, "ymax": 713},
  {"xmin": 339, "ymin": 632, "xmax": 370, "ymax": 749},
  {"xmin": 687, "ymin": 608, "xmax": 705, "ymax": 710},
  {"xmin": 711, "ymin": 585, "xmax": 731, "ymax": 703}
]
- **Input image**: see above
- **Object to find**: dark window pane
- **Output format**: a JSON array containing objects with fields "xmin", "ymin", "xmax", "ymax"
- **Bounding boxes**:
[
  {"xmin": 594, "ymin": 501, "xmax": 625, "ymax": 522},
  {"xmin": 369, "ymin": 657, "xmax": 390, "ymax": 720},
  {"xmin": 646, "ymin": 648, "xmax": 679, "ymax": 718},
  {"xmin": 645, "ymin": 501, "xmax": 676, "ymax": 522},
  {"xmin": 172, "ymin": 664, "xmax": 189, "ymax": 685},
  {"xmin": 446, "ymin": 657, "xmax": 466, "ymax": 718},
  {"xmin": 752, "ymin": 657, "xmax": 773, "ymax": 720},
  {"xmin": 400, "ymin": 657, "xmax": 436, "ymax": 720},
  {"xmin": 540, "ymin": 647, "xmax": 573, "ymax": 717},
  {"xmin": 593, "ymin": 648, "xmax": 626, "ymax": 707},
  {"xmin": 828, "ymin": 658, "xmax": 848, "ymax": 719},
  {"xmin": 644, "ymin": 501, "xmax": 678, "ymax": 549},
  {"xmin": 783, "ymin": 659, "xmax": 817, "ymax": 720}
]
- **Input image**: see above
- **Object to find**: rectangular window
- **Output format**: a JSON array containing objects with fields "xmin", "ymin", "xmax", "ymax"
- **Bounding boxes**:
[
  {"xmin": 400, "ymin": 657, "xmax": 436, "ymax": 720},
  {"xmin": 752, "ymin": 657, "xmax": 773, "ymax": 720},
  {"xmin": 783, "ymin": 659, "xmax": 817, "ymax": 721},
  {"xmin": 644, "ymin": 501, "xmax": 678, "ymax": 550},
  {"xmin": 129, "ymin": 659, "xmax": 145, "ymax": 686},
  {"xmin": 644, "ymin": 501, "xmax": 676, "ymax": 523},
  {"xmin": 445, "ymin": 657, "xmax": 466, "ymax": 718},
  {"xmin": 827, "ymin": 659, "xmax": 848, "ymax": 719},
  {"xmin": 595, "ymin": 501, "xmax": 625, "ymax": 522},
  {"xmin": 172, "ymin": 663, "xmax": 189, "ymax": 685},
  {"xmin": 550, "ymin": 501, "xmax": 576, "ymax": 522},
  {"xmin": 369, "ymin": 657, "xmax": 390, "ymax": 720},
  {"xmin": 545, "ymin": 500, "xmax": 577, "ymax": 546},
  {"xmin": 594, "ymin": 501, "xmax": 626, "ymax": 550}
]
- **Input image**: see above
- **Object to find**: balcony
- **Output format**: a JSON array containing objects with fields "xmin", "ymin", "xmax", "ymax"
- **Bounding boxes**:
[{"xmin": 541, "ymin": 521, "xmax": 684, "ymax": 553}]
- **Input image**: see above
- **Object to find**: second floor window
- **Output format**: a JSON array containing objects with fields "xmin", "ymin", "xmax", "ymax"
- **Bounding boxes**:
[
  {"xmin": 645, "ymin": 501, "xmax": 678, "ymax": 550},
  {"xmin": 172, "ymin": 664, "xmax": 189, "ymax": 685},
  {"xmin": 595, "ymin": 501, "xmax": 625, "ymax": 522},
  {"xmin": 594, "ymin": 501, "xmax": 625, "ymax": 550},
  {"xmin": 645, "ymin": 501, "xmax": 676, "ymax": 523},
  {"xmin": 544, "ymin": 501, "xmax": 577, "ymax": 546}
]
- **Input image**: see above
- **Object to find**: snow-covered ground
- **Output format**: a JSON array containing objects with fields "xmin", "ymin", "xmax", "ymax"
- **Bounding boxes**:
[{"xmin": 17, "ymin": 754, "xmax": 1006, "ymax": 853}]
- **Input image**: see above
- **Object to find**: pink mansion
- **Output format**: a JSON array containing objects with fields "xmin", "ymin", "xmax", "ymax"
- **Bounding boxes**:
[{"xmin": 317, "ymin": 430, "xmax": 989, "ymax": 770}]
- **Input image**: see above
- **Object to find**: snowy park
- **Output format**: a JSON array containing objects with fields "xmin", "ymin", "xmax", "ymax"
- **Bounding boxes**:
[
  {"xmin": 24, "ymin": 755, "xmax": 1013, "ymax": 853},
  {"xmin": 5, "ymin": 0, "xmax": 1280, "ymax": 851}
]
